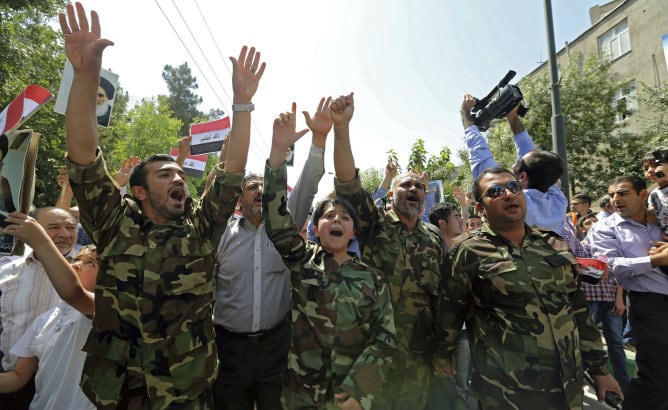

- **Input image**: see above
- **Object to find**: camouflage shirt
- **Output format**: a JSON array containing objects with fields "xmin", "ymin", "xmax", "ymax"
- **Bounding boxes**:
[
  {"xmin": 335, "ymin": 170, "xmax": 445, "ymax": 406},
  {"xmin": 67, "ymin": 151, "xmax": 242, "ymax": 409},
  {"xmin": 437, "ymin": 224, "xmax": 609, "ymax": 409},
  {"xmin": 263, "ymin": 163, "xmax": 397, "ymax": 410}
]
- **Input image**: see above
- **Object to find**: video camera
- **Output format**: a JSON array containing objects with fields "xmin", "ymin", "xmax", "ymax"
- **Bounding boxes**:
[{"xmin": 470, "ymin": 70, "xmax": 528, "ymax": 132}]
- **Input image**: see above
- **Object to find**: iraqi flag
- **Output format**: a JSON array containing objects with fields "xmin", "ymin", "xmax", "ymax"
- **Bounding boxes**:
[
  {"xmin": 0, "ymin": 85, "xmax": 53, "ymax": 137},
  {"xmin": 190, "ymin": 117, "xmax": 231, "ymax": 155},
  {"xmin": 170, "ymin": 148, "xmax": 208, "ymax": 179}
]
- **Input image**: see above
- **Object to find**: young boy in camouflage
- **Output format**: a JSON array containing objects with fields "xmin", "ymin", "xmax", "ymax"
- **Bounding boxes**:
[{"xmin": 263, "ymin": 103, "xmax": 397, "ymax": 410}]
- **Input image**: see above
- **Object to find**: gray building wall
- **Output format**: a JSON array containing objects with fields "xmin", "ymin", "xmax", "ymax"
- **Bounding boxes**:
[{"xmin": 527, "ymin": 0, "xmax": 668, "ymax": 135}]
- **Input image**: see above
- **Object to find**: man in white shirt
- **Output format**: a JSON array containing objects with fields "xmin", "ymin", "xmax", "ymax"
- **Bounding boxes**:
[{"xmin": 0, "ymin": 206, "xmax": 78, "ymax": 409}]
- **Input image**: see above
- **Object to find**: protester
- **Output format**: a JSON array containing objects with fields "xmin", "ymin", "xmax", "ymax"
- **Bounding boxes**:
[
  {"xmin": 0, "ymin": 207, "xmax": 78, "ymax": 409},
  {"xmin": 589, "ymin": 175, "xmax": 668, "ymax": 409},
  {"xmin": 436, "ymin": 167, "xmax": 623, "ymax": 408},
  {"xmin": 212, "ymin": 97, "xmax": 333, "ymax": 410},
  {"xmin": 263, "ymin": 103, "xmax": 397, "ymax": 409},
  {"xmin": 0, "ymin": 212, "xmax": 96, "ymax": 409},
  {"xmin": 59, "ymin": 3, "xmax": 254, "ymax": 407},
  {"xmin": 332, "ymin": 92, "xmax": 445, "ymax": 409}
]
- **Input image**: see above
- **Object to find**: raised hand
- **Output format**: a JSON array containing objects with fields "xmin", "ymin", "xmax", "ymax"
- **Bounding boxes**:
[
  {"xmin": 330, "ymin": 93, "xmax": 354, "ymax": 128},
  {"xmin": 175, "ymin": 136, "xmax": 192, "ymax": 167},
  {"xmin": 229, "ymin": 46, "xmax": 266, "ymax": 104},
  {"xmin": 268, "ymin": 103, "xmax": 308, "ymax": 169},
  {"xmin": 385, "ymin": 160, "xmax": 398, "ymax": 180},
  {"xmin": 302, "ymin": 97, "xmax": 333, "ymax": 147},
  {"xmin": 460, "ymin": 94, "xmax": 476, "ymax": 128},
  {"xmin": 59, "ymin": 2, "xmax": 114, "ymax": 74},
  {"xmin": 114, "ymin": 156, "xmax": 141, "ymax": 187}
]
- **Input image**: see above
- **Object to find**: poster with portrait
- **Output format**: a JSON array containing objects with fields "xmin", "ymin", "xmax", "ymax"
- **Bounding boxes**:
[
  {"xmin": 54, "ymin": 60, "xmax": 119, "ymax": 128},
  {"xmin": 429, "ymin": 180, "xmax": 444, "ymax": 204},
  {"xmin": 0, "ymin": 129, "xmax": 39, "ymax": 255}
]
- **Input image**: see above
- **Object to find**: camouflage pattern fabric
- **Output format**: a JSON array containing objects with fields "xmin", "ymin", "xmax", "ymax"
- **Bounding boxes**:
[
  {"xmin": 262, "ymin": 163, "xmax": 397, "ymax": 410},
  {"xmin": 67, "ymin": 151, "xmax": 242, "ymax": 409},
  {"xmin": 437, "ymin": 224, "xmax": 609, "ymax": 410},
  {"xmin": 335, "ymin": 170, "xmax": 445, "ymax": 408}
]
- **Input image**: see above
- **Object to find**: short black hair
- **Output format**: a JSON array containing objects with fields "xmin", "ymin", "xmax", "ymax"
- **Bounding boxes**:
[
  {"xmin": 515, "ymin": 150, "xmax": 563, "ymax": 193},
  {"xmin": 472, "ymin": 167, "xmax": 518, "ymax": 202},
  {"xmin": 609, "ymin": 175, "xmax": 646, "ymax": 194},
  {"xmin": 312, "ymin": 197, "xmax": 358, "ymax": 232},
  {"xmin": 577, "ymin": 214, "xmax": 597, "ymax": 229},
  {"xmin": 428, "ymin": 202, "xmax": 458, "ymax": 227},
  {"xmin": 128, "ymin": 154, "xmax": 178, "ymax": 189},
  {"xmin": 572, "ymin": 193, "xmax": 592, "ymax": 205},
  {"xmin": 599, "ymin": 195, "xmax": 611, "ymax": 208}
]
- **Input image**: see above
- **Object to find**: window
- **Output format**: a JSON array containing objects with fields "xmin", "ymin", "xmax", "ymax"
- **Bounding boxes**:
[
  {"xmin": 613, "ymin": 80, "xmax": 637, "ymax": 122},
  {"xmin": 599, "ymin": 20, "xmax": 631, "ymax": 60}
]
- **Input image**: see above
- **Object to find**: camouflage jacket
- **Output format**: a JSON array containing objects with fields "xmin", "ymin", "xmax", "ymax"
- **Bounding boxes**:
[
  {"xmin": 437, "ymin": 224, "xmax": 609, "ymax": 409},
  {"xmin": 335, "ymin": 171, "xmax": 445, "ymax": 367},
  {"xmin": 67, "ymin": 151, "xmax": 242, "ymax": 409},
  {"xmin": 263, "ymin": 163, "xmax": 397, "ymax": 410}
]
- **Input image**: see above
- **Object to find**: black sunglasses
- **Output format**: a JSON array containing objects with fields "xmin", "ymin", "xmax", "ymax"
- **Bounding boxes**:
[{"xmin": 482, "ymin": 180, "xmax": 522, "ymax": 199}]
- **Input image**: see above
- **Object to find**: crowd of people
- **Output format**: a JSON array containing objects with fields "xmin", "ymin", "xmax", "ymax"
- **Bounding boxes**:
[{"xmin": 0, "ymin": 2, "xmax": 667, "ymax": 410}]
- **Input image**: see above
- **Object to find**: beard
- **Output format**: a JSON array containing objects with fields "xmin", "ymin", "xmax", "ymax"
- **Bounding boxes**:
[
  {"xmin": 393, "ymin": 197, "xmax": 422, "ymax": 219},
  {"xmin": 146, "ymin": 188, "xmax": 186, "ymax": 221},
  {"xmin": 96, "ymin": 100, "xmax": 112, "ymax": 118}
]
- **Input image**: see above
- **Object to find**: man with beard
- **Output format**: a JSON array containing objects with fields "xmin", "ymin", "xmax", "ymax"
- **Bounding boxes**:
[
  {"xmin": 0, "ymin": 207, "xmax": 78, "ymax": 409},
  {"xmin": 332, "ymin": 92, "xmax": 445, "ymax": 409},
  {"xmin": 212, "ymin": 98, "xmax": 334, "ymax": 410},
  {"xmin": 95, "ymin": 76, "xmax": 114, "ymax": 127},
  {"xmin": 436, "ymin": 167, "xmax": 623, "ymax": 408},
  {"xmin": 59, "ymin": 3, "xmax": 257, "ymax": 408}
]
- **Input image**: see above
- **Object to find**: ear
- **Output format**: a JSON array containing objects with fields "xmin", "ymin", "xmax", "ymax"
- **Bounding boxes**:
[
  {"xmin": 313, "ymin": 222, "xmax": 320, "ymax": 238},
  {"xmin": 131, "ymin": 186, "xmax": 147, "ymax": 200},
  {"xmin": 518, "ymin": 171, "xmax": 528, "ymax": 186},
  {"xmin": 474, "ymin": 202, "xmax": 484, "ymax": 214},
  {"xmin": 438, "ymin": 219, "xmax": 447, "ymax": 230}
]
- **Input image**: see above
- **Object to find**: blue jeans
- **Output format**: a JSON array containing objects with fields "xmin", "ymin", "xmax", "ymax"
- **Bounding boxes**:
[{"xmin": 588, "ymin": 300, "xmax": 630, "ymax": 392}]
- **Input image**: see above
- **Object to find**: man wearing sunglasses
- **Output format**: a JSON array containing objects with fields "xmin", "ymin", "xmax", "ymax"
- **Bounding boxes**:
[
  {"xmin": 460, "ymin": 95, "xmax": 567, "ymax": 234},
  {"xmin": 434, "ymin": 167, "xmax": 624, "ymax": 408}
]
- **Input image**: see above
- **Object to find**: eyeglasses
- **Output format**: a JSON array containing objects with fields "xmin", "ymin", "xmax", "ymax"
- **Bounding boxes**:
[{"xmin": 482, "ymin": 180, "xmax": 522, "ymax": 199}]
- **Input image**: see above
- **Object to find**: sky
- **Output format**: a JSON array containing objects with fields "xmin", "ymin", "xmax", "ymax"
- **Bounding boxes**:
[{"xmin": 71, "ymin": 0, "xmax": 606, "ymax": 194}]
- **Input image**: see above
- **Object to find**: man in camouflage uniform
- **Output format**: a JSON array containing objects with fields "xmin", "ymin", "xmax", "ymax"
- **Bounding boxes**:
[
  {"xmin": 331, "ymin": 93, "xmax": 445, "ymax": 409},
  {"xmin": 435, "ymin": 167, "xmax": 623, "ymax": 409},
  {"xmin": 59, "ymin": 4, "xmax": 262, "ymax": 408},
  {"xmin": 262, "ymin": 105, "xmax": 397, "ymax": 409}
]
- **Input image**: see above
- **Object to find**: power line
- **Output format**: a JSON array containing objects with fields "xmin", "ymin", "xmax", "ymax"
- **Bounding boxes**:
[
  {"xmin": 151, "ymin": 0, "xmax": 266, "ymax": 163},
  {"xmin": 192, "ymin": 0, "xmax": 271, "ymax": 154}
]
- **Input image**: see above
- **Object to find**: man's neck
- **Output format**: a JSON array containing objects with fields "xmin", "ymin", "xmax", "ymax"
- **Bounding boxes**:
[
  {"xmin": 396, "ymin": 211, "xmax": 418, "ymax": 231},
  {"xmin": 243, "ymin": 213, "xmax": 263, "ymax": 228},
  {"xmin": 491, "ymin": 224, "xmax": 526, "ymax": 246}
]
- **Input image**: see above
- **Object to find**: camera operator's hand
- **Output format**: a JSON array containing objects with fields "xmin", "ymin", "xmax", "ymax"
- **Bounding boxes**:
[
  {"xmin": 460, "ymin": 94, "xmax": 476, "ymax": 129},
  {"xmin": 506, "ymin": 103, "xmax": 525, "ymax": 135}
]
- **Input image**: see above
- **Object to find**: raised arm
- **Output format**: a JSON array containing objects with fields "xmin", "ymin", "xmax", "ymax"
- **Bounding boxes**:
[
  {"xmin": 3, "ymin": 212, "xmax": 95, "ymax": 315},
  {"xmin": 288, "ymin": 97, "xmax": 332, "ymax": 228},
  {"xmin": 331, "ymin": 93, "xmax": 356, "ymax": 183},
  {"xmin": 461, "ymin": 94, "xmax": 498, "ymax": 179},
  {"xmin": 268, "ymin": 103, "xmax": 308, "ymax": 170},
  {"xmin": 174, "ymin": 136, "xmax": 192, "ymax": 168},
  {"xmin": 224, "ymin": 46, "xmax": 265, "ymax": 174},
  {"xmin": 372, "ymin": 160, "xmax": 397, "ymax": 203},
  {"xmin": 59, "ymin": 2, "xmax": 114, "ymax": 166},
  {"xmin": 55, "ymin": 166, "xmax": 73, "ymax": 210}
]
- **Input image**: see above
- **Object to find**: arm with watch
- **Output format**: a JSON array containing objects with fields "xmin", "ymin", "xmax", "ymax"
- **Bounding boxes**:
[{"xmin": 225, "ymin": 45, "xmax": 265, "ymax": 174}]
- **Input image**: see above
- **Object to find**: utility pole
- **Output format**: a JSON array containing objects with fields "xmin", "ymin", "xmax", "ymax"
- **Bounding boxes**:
[{"xmin": 544, "ymin": 0, "xmax": 570, "ymax": 199}]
